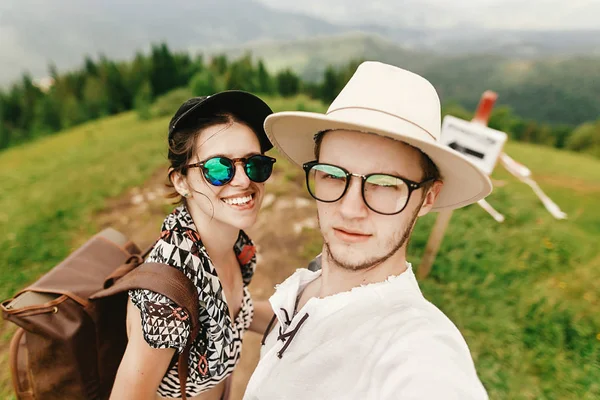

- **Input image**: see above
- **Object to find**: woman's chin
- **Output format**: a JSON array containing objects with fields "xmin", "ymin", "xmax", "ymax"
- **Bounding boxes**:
[
  {"xmin": 217, "ymin": 196, "xmax": 262, "ymax": 230},
  {"xmin": 222, "ymin": 213, "xmax": 259, "ymax": 231}
]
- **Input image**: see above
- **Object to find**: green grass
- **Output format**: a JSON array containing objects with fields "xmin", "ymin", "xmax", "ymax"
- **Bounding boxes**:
[
  {"xmin": 408, "ymin": 142, "xmax": 600, "ymax": 399},
  {"xmin": 0, "ymin": 113, "xmax": 167, "ymax": 300},
  {"xmin": 1, "ymin": 96, "xmax": 599, "ymax": 399}
]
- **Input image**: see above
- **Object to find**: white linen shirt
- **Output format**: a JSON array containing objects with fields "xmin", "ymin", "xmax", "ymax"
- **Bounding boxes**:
[{"xmin": 244, "ymin": 264, "xmax": 489, "ymax": 400}]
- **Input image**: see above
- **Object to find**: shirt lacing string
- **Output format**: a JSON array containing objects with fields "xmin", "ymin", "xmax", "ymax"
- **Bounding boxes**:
[
  {"xmin": 276, "ymin": 312, "xmax": 309, "ymax": 358},
  {"xmin": 259, "ymin": 307, "xmax": 309, "ymax": 358},
  {"xmin": 261, "ymin": 314, "xmax": 277, "ymax": 346}
]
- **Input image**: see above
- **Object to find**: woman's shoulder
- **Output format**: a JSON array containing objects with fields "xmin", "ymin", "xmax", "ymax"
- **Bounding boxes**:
[
  {"xmin": 161, "ymin": 205, "xmax": 198, "ymax": 235},
  {"xmin": 147, "ymin": 206, "xmax": 208, "ymax": 267},
  {"xmin": 128, "ymin": 287, "xmax": 191, "ymax": 353}
]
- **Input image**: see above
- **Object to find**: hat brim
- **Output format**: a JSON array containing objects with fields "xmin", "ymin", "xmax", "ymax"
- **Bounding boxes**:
[
  {"xmin": 173, "ymin": 91, "xmax": 273, "ymax": 152},
  {"xmin": 264, "ymin": 111, "xmax": 492, "ymax": 211}
]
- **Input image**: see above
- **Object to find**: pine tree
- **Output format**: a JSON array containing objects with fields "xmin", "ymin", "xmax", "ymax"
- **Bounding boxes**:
[
  {"xmin": 257, "ymin": 60, "xmax": 274, "ymax": 94},
  {"xmin": 276, "ymin": 69, "xmax": 300, "ymax": 97}
]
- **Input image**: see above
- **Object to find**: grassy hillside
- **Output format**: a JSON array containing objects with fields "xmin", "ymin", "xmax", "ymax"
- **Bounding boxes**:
[
  {"xmin": 1, "ymin": 96, "xmax": 599, "ymax": 399},
  {"xmin": 226, "ymin": 32, "xmax": 600, "ymax": 125}
]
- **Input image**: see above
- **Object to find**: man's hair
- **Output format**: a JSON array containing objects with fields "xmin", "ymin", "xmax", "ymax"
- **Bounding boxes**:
[{"xmin": 313, "ymin": 130, "xmax": 441, "ymax": 189}]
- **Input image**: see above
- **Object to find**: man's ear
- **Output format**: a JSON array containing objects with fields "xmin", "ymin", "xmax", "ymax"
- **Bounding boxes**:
[
  {"xmin": 169, "ymin": 168, "xmax": 191, "ymax": 198},
  {"xmin": 418, "ymin": 180, "xmax": 444, "ymax": 217}
]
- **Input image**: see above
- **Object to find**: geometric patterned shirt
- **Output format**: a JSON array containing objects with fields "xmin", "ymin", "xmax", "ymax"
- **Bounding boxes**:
[{"xmin": 129, "ymin": 205, "xmax": 256, "ymax": 398}]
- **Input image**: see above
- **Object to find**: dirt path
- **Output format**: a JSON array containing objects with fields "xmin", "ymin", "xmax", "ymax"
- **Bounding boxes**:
[{"xmin": 96, "ymin": 165, "xmax": 320, "ymax": 399}]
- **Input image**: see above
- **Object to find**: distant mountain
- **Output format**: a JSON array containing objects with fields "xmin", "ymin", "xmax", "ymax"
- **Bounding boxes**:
[
  {"xmin": 2, "ymin": 0, "xmax": 600, "ymax": 87},
  {"xmin": 217, "ymin": 32, "xmax": 443, "ymax": 81},
  {"xmin": 390, "ymin": 29, "xmax": 600, "ymax": 58},
  {"xmin": 0, "ymin": 0, "xmax": 342, "ymax": 85},
  {"xmin": 222, "ymin": 32, "xmax": 600, "ymax": 125},
  {"xmin": 258, "ymin": 0, "xmax": 600, "ymax": 31}
]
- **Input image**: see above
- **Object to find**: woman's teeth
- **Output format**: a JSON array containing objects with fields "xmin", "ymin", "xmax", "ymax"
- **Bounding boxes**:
[{"xmin": 223, "ymin": 195, "xmax": 252, "ymax": 205}]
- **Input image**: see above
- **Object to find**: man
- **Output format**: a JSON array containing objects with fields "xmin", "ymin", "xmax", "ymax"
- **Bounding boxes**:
[{"xmin": 244, "ymin": 61, "xmax": 491, "ymax": 399}]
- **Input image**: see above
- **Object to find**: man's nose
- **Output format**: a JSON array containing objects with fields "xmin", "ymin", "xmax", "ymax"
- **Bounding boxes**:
[{"xmin": 338, "ymin": 176, "xmax": 368, "ymax": 219}]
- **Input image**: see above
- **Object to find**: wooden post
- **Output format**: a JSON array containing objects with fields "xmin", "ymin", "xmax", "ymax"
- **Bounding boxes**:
[
  {"xmin": 417, "ymin": 209, "xmax": 453, "ymax": 279},
  {"xmin": 417, "ymin": 91, "xmax": 498, "ymax": 280}
]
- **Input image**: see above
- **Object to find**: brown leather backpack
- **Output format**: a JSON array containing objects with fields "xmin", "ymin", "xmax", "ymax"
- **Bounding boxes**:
[{"xmin": 1, "ymin": 228, "xmax": 202, "ymax": 400}]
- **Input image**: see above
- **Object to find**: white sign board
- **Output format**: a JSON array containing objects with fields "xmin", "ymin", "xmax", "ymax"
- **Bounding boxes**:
[{"xmin": 441, "ymin": 115, "xmax": 508, "ymax": 175}]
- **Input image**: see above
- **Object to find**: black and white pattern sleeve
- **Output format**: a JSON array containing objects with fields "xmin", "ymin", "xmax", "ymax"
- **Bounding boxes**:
[{"xmin": 129, "ymin": 237, "xmax": 191, "ymax": 353}]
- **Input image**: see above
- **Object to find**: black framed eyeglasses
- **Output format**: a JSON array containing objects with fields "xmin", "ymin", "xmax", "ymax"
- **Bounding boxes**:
[
  {"xmin": 185, "ymin": 155, "xmax": 276, "ymax": 186},
  {"xmin": 302, "ymin": 161, "xmax": 435, "ymax": 215}
]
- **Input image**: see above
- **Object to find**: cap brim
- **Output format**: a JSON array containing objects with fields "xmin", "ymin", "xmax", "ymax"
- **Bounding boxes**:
[
  {"xmin": 174, "ymin": 90, "xmax": 273, "ymax": 152},
  {"xmin": 264, "ymin": 111, "xmax": 492, "ymax": 211}
]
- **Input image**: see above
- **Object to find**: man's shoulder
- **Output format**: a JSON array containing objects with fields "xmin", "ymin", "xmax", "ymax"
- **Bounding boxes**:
[
  {"xmin": 389, "ymin": 293, "xmax": 461, "ymax": 329},
  {"xmin": 373, "ymin": 299, "xmax": 488, "ymax": 399},
  {"xmin": 383, "ymin": 293, "xmax": 470, "ymax": 349}
]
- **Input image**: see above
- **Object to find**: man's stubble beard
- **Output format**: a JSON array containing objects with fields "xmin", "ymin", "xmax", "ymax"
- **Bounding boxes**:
[{"xmin": 321, "ymin": 202, "xmax": 422, "ymax": 272}]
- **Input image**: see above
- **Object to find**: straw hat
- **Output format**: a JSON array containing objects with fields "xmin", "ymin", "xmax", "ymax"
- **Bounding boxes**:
[{"xmin": 264, "ymin": 61, "xmax": 492, "ymax": 211}]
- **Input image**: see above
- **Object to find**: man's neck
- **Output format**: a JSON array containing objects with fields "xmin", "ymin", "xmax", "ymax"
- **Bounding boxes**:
[{"xmin": 316, "ymin": 249, "xmax": 409, "ymax": 299}]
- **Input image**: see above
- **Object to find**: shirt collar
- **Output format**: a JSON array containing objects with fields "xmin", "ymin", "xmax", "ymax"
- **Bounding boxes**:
[{"xmin": 270, "ymin": 263, "xmax": 423, "ymax": 327}]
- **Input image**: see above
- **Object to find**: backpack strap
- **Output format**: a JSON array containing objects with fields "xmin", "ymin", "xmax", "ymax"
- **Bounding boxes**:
[{"xmin": 91, "ymin": 262, "xmax": 201, "ymax": 400}]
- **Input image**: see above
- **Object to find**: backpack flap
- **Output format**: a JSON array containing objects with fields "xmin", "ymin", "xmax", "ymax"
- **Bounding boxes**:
[{"xmin": 27, "ymin": 229, "xmax": 140, "ymax": 304}]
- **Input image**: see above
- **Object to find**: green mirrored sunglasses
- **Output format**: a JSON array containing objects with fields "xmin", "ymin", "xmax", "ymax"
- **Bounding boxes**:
[{"xmin": 185, "ymin": 155, "xmax": 276, "ymax": 186}]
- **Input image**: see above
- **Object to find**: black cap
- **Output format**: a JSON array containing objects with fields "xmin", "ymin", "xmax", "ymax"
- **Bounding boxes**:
[{"xmin": 168, "ymin": 90, "xmax": 273, "ymax": 152}]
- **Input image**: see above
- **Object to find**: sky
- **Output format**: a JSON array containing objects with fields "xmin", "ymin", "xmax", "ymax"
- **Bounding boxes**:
[{"xmin": 258, "ymin": 0, "xmax": 600, "ymax": 30}]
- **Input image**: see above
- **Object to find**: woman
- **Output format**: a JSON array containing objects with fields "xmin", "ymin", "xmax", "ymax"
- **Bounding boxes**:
[{"xmin": 110, "ymin": 91, "xmax": 276, "ymax": 400}]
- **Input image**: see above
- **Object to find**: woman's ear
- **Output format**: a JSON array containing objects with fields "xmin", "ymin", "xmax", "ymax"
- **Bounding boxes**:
[
  {"xmin": 169, "ymin": 168, "xmax": 191, "ymax": 198},
  {"xmin": 418, "ymin": 180, "xmax": 444, "ymax": 217}
]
